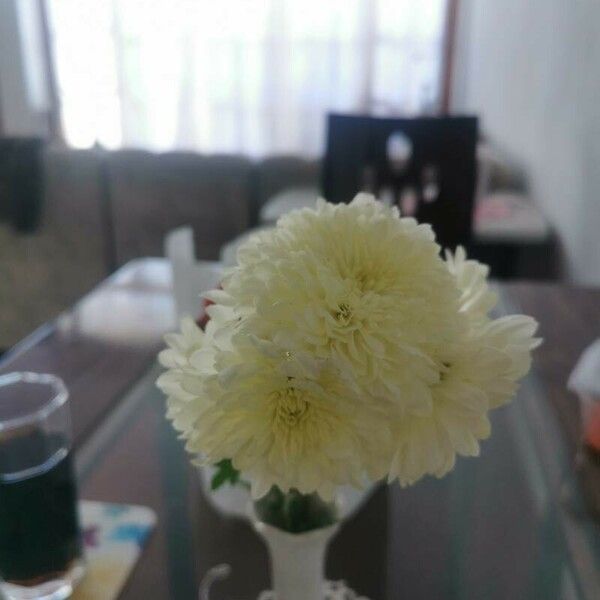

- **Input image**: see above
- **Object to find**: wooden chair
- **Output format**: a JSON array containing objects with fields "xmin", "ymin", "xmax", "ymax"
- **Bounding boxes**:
[{"xmin": 322, "ymin": 114, "xmax": 478, "ymax": 249}]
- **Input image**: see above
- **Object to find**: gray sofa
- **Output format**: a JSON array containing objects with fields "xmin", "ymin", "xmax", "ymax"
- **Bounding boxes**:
[
  {"xmin": 0, "ymin": 142, "xmax": 549, "ymax": 351},
  {"xmin": 0, "ymin": 146, "xmax": 319, "ymax": 349}
]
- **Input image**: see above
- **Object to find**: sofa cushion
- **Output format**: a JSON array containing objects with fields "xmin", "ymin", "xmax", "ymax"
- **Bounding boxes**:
[
  {"xmin": 107, "ymin": 151, "xmax": 253, "ymax": 264},
  {"xmin": 0, "ymin": 147, "xmax": 107, "ymax": 348}
]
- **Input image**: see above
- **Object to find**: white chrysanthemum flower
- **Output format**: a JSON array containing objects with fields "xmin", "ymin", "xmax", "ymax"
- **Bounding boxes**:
[
  {"xmin": 157, "ymin": 317, "xmax": 217, "ymax": 433},
  {"xmin": 158, "ymin": 323, "xmax": 389, "ymax": 500},
  {"xmin": 445, "ymin": 246, "xmax": 498, "ymax": 323},
  {"xmin": 158, "ymin": 316, "xmax": 206, "ymax": 370},
  {"xmin": 389, "ymin": 311, "xmax": 541, "ymax": 486},
  {"xmin": 210, "ymin": 194, "xmax": 461, "ymax": 414},
  {"xmin": 480, "ymin": 314, "xmax": 542, "ymax": 405},
  {"xmin": 158, "ymin": 195, "xmax": 541, "ymax": 496}
]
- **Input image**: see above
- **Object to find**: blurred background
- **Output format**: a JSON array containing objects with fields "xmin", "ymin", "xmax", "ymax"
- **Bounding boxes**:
[{"xmin": 0, "ymin": 0, "xmax": 599, "ymax": 351}]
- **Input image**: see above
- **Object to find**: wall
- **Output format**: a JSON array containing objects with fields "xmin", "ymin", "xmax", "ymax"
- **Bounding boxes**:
[
  {"xmin": 453, "ymin": 0, "xmax": 600, "ymax": 285},
  {"xmin": 0, "ymin": 0, "xmax": 50, "ymax": 137}
]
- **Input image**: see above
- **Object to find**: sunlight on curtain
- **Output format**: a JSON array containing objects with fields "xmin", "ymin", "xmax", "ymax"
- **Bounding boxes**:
[{"xmin": 47, "ymin": 0, "xmax": 447, "ymax": 156}]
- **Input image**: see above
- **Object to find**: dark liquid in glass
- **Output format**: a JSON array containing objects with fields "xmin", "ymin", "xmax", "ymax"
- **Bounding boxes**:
[{"xmin": 0, "ymin": 431, "xmax": 82, "ymax": 585}]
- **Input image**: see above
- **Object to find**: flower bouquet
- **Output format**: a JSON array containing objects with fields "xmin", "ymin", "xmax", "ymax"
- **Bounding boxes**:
[{"xmin": 157, "ymin": 194, "xmax": 540, "ymax": 599}]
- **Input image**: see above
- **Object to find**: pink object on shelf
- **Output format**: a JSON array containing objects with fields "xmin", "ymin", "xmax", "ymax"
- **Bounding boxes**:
[{"xmin": 474, "ymin": 192, "xmax": 550, "ymax": 242}]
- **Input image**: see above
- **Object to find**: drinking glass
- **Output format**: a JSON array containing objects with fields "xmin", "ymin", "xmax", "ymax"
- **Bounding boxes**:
[{"xmin": 0, "ymin": 372, "xmax": 84, "ymax": 600}]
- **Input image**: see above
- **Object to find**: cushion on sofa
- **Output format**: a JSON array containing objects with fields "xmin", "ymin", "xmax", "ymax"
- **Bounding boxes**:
[
  {"xmin": 107, "ymin": 151, "xmax": 253, "ymax": 264},
  {"xmin": 0, "ymin": 147, "xmax": 107, "ymax": 348}
]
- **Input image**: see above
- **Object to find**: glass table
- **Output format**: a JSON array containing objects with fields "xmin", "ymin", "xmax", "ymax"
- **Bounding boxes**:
[{"xmin": 72, "ymin": 292, "xmax": 600, "ymax": 600}]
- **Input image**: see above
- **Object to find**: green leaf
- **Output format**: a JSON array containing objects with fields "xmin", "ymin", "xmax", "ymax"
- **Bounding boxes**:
[{"xmin": 210, "ymin": 459, "xmax": 241, "ymax": 491}]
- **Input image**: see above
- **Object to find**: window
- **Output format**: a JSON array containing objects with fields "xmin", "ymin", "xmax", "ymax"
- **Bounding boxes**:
[{"xmin": 47, "ymin": 0, "xmax": 448, "ymax": 156}]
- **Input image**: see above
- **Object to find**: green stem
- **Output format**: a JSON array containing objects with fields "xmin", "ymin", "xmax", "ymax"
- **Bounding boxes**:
[{"xmin": 254, "ymin": 487, "xmax": 337, "ymax": 534}]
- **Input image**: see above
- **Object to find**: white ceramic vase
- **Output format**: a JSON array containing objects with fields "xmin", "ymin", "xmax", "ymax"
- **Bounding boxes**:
[{"xmin": 253, "ymin": 520, "xmax": 339, "ymax": 600}]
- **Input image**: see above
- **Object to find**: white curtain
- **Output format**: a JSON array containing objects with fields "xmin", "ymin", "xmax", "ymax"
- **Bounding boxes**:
[{"xmin": 47, "ymin": 0, "xmax": 447, "ymax": 156}]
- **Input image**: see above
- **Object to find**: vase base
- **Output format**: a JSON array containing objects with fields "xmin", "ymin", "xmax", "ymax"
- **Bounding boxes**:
[
  {"xmin": 199, "ymin": 564, "xmax": 370, "ymax": 600},
  {"xmin": 258, "ymin": 580, "xmax": 370, "ymax": 600}
]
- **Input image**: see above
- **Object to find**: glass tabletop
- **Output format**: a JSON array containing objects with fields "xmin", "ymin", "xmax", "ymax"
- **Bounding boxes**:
[{"xmin": 73, "ymin": 299, "xmax": 600, "ymax": 600}]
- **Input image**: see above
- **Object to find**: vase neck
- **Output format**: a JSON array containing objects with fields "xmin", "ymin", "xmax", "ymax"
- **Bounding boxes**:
[{"xmin": 255, "ymin": 522, "xmax": 339, "ymax": 600}]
